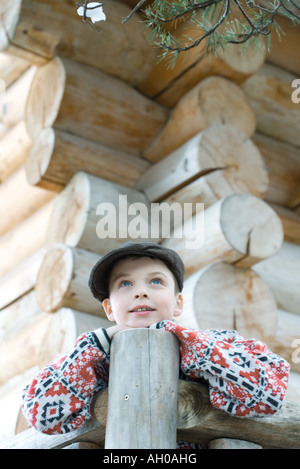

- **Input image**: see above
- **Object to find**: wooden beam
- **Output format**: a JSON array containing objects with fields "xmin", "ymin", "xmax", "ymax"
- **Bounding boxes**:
[
  {"xmin": 25, "ymin": 57, "xmax": 168, "ymax": 156},
  {"xmin": 0, "ymin": 248, "xmax": 46, "ymax": 310},
  {"xmin": 176, "ymin": 381, "xmax": 300, "ymax": 449},
  {"xmin": 0, "ymin": 198, "xmax": 55, "ymax": 277},
  {"xmin": 264, "ymin": 12, "xmax": 300, "ymax": 76},
  {"xmin": 45, "ymin": 172, "xmax": 157, "ymax": 253},
  {"xmin": 0, "ymin": 65, "xmax": 36, "ymax": 138},
  {"xmin": 253, "ymin": 133, "xmax": 300, "ymax": 208},
  {"xmin": 105, "ymin": 329, "xmax": 179, "ymax": 449},
  {"xmin": 0, "ymin": 52, "xmax": 31, "ymax": 88},
  {"xmin": 25, "ymin": 127, "xmax": 151, "ymax": 192},
  {"xmin": 0, "ymin": 165, "xmax": 55, "ymax": 237},
  {"xmin": 269, "ymin": 202, "xmax": 300, "ymax": 245},
  {"xmin": 208, "ymin": 438, "xmax": 262, "ymax": 449},
  {"xmin": 143, "ymin": 76, "xmax": 256, "ymax": 163},
  {"xmin": 163, "ymin": 193, "xmax": 283, "ymax": 276},
  {"xmin": 180, "ymin": 261, "xmax": 277, "ymax": 345},
  {"xmin": 138, "ymin": 27, "xmax": 266, "ymax": 108},
  {"xmin": 136, "ymin": 124, "xmax": 268, "ymax": 203},
  {"xmin": 288, "ymin": 185, "xmax": 300, "ymax": 209},
  {"xmin": 253, "ymin": 242, "xmax": 300, "ymax": 316},
  {"xmin": 2, "ymin": 381, "xmax": 300, "ymax": 449},
  {"xmin": 242, "ymin": 63, "xmax": 300, "ymax": 148},
  {"xmin": 0, "ymin": 121, "xmax": 32, "ymax": 183},
  {"xmin": 35, "ymin": 244, "xmax": 104, "ymax": 316},
  {"xmin": 271, "ymin": 309, "xmax": 300, "ymax": 374},
  {"xmin": 0, "ymin": 0, "xmax": 157, "ymax": 86}
]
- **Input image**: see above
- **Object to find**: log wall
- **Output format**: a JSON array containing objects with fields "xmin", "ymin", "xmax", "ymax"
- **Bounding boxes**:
[{"xmin": 0, "ymin": 0, "xmax": 299, "ymax": 447}]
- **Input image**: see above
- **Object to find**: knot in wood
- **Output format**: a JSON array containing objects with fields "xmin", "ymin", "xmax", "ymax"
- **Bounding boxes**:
[{"xmin": 177, "ymin": 380, "xmax": 213, "ymax": 429}]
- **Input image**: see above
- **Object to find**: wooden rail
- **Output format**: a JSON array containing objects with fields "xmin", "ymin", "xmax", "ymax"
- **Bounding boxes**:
[
  {"xmin": 1, "ymin": 381, "xmax": 300, "ymax": 449},
  {"xmin": 1, "ymin": 329, "xmax": 299, "ymax": 449}
]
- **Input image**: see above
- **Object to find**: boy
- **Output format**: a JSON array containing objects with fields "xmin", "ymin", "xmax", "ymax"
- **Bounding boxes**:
[{"xmin": 22, "ymin": 242, "xmax": 290, "ymax": 439}]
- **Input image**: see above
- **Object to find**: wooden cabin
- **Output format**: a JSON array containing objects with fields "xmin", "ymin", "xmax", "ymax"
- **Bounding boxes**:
[{"xmin": 0, "ymin": 0, "xmax": 299, "ymax": 449}]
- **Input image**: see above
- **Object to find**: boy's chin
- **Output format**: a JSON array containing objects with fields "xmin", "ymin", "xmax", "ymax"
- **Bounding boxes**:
[{"xmin": 128, "ymin": 317, "xmax": 160, "ymax": 328}]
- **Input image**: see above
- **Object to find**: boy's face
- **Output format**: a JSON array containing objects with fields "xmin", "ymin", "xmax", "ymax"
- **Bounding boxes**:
[{"xmin": 102, "ymin": 257, "xmax": 183, "ymax": 328}]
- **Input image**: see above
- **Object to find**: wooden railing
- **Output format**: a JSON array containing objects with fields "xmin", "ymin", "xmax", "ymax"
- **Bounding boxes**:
[{"xmin": 1, "ymin": 329, "xmax": 300, "ymax": 449}]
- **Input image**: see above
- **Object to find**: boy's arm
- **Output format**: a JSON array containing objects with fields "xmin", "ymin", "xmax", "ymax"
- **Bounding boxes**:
[
  {"xmin": 155, "ymin": 321, "xmax": 290, "ymax": 417},
  {"xmin": 22, "ymin": 328, "xmax": 110, "ymax": 434}
]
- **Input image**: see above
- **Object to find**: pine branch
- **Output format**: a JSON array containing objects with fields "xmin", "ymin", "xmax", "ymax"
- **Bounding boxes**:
[{"xmin": 75, "ymin": 0, "xmax": 300, "ymax": 65}]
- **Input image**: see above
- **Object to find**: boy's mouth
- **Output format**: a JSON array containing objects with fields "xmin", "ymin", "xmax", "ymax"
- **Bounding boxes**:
[{"xmin": 129, "ymin": 305, "xmax": 155, "ymax": 315}]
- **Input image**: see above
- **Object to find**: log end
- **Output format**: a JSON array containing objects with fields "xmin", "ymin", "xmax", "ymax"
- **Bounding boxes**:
[
  {"xmin": 35, "ymin": 244, "xmax": 73, "ymax": 313},
  {"xmin": 221, "ymin": 193, "xmax": 284, "ymax": 262},
  {"xmin": 197, "ymin": 124, "xmax": 269, "ymax": 199},
  {"xmin": 217, "ymin": 37, "xmax": 267, "ymax": 76},
  {"xmin": 177, "ymin": 380, "xmax": 213, "ymax": 429},
  {"xmin": 25, "ymin": 127, "xmax": 55, "ymax": 187},
  {"xmin": 182, "ymin": 261, "xmax": 278, "ymax": 343},
  {"xmin": 46, "ymin": 172, "xmax": 90, "ymax": 247},
  {"xmin": 0, "ymin": 1, "xmax": 22, "ymax": 51},
  {"xmin": 198, "ymin": 77, "xmax": 257, "ymax": 138},
  {"xmin": 25, "ymin": 57, "xmax": 66, "ymax": 140}
]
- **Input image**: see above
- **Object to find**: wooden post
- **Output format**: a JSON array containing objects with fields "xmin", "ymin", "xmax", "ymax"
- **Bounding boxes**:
[{"xmin": 105, "ymin": 328, "xmax": 179, "ymax": 449}]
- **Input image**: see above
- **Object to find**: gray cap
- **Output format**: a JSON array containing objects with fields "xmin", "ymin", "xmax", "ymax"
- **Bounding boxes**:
[{"xmin": 88, "ymin": 242, "xmax": 184, "ymax": 302}]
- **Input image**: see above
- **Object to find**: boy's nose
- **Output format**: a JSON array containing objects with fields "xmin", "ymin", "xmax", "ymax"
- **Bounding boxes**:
[{"xmin": 134, "ymin": 287, "xmax": 150, "ymax": 299}]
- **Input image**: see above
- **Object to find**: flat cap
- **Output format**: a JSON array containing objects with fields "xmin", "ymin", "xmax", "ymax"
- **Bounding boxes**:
[{"xmin": 88, "ymin": 242, "xmax": 184, "ymax": 302}]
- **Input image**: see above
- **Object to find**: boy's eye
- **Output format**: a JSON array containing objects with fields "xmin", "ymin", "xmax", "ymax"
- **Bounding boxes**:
[
  {"xmin": 151, "ymin": 278, "xmax": 162, "ymax": 285},
  {"xmin": 120, "ymin": 280, "xmax": 132, "ymax": 287}
]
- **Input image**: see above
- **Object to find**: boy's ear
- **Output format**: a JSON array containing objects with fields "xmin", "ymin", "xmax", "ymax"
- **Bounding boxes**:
[
  {"xmin": 173, "ymin": 293, "xmax": 183, "ymax": 318},
  {"xmin": 102, "ymin": 298, "xmax": 115, "ymax": 322}
]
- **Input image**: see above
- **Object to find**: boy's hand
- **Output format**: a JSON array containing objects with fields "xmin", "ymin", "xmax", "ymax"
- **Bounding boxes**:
[{"xmin": 106, "ymin": 324, "xmax": 134, "ymax": 339}]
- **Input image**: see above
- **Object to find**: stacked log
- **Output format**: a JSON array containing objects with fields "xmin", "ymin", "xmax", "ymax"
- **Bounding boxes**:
[
  {"xmin": 136, "ymin": 124, "xmax": 268, "ymax": 203},
  {"xmin": 180, "ymin": 262, "xmax": 278, "ymax": 344},
  {"xmin": 45, "ymin": 172, "xmax": 159, "ymax": 253},
  {"xmin": 0, "ymin": 165, "xmax": 56, "ymax": 236},
  {"xmin": 0, "ymin": 0, "xmax": 158, "ymax": 86},
  {"xmin": 0, "ymin": 48, "xmax": 61, "ymax": 440},
  {"xmin": 24, "ymin": 56, "xmax": 168, "ymax": 156},
  {"xmin": 34, "ymin": 244, "xmax": 104, "ymax": 316},
  {"xmin": 0, "ymin": 1, "xmax": 299, "ymax": 446},
  {"xmin": 137, "ymin": 11, "xmax": 267, "ymax": 108},
  {"xmin": 0, "ymin": 5, "xmax": 170, "ymax": 440},
  {"xmin": 0, "ymin": 199, "xmax": 55, "ymax": 277},
  {"xmin": 143, "ymin": 76, "xmax": 256, "ymax": 162},
  {"xmin": 242, "ymin": 63, "xmax": 300, "ymax": 149},
  {"xmin": 0, "ymin": 297, "xmax": 110, "ymax": 385},
  {"xmin": 253, "ymin": 242, "xmax": 300, "ymax": 318},
  {"xmin": 0, "ymin": 52, "xmax": 31, "ymax": 88},
  {"xmin": 25, "ymin": 127, "xmax": 151, "ymax": 192},
  {"xmin": 0, "ymin": 65, "xmax": 36, "ymax": 137},
  {"xmin": 0, "ymin": 121, "xmax": 32, "ymax": 183},
  {"xmin": 162, "ymin": 193, "xmax": 283, "ymax": 276}
]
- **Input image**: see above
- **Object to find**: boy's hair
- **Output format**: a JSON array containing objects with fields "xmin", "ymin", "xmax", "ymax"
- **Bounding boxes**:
[{"xmin": 89, "ymin": 242, "xmax": 184, "ymax": 302}]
